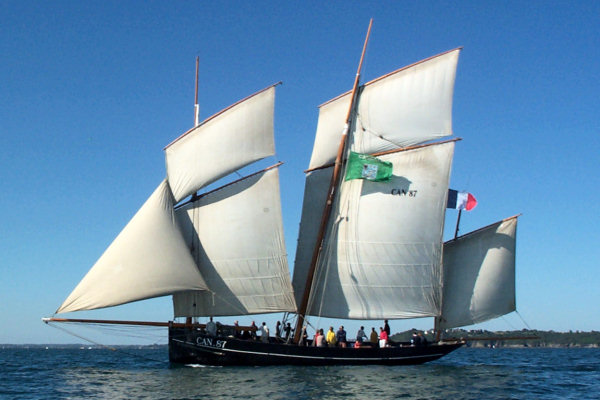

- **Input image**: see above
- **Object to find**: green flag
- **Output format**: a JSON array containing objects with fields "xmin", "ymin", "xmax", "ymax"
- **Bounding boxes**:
[{"xmin": 344, "ymin": 151, "xmax": 393, "ymax": 182}]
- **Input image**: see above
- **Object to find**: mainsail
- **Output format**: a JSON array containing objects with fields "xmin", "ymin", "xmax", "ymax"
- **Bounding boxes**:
[
  {"xmin": 439, "ymin": 216, "xmax": 518, "ymax": 329},
  {"xmin": 173, "ymin": 167, "xmax": 297, "ymax": 317},
  {"xmin": 293, "ymin": 142, "xmax": 455, "ymax": 319}
]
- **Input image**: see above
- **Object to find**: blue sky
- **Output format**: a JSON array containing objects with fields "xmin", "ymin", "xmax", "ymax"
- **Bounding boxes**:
[{"xmin": 1, "ymin": 1, "xmax": 598, "ymax": 344}]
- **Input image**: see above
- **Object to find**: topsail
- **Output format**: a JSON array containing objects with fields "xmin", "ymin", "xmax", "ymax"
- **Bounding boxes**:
[
  {"xmin": 308, "ymin": 48, "xmax": 460, "ymax": 170},
  {"xmin": 165, "ymin": 85, "xmax": 277, "ymax": 202}
]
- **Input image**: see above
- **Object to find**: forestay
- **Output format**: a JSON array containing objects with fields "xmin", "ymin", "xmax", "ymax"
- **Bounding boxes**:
[
  {"xmin": 439, "ymin": 217, "xmax": 518, "ymax": 329},
  {"xmin": 173, "ymin": 167, "xmax": 297, "ymax": 317},
  {"xmin": 56, "ymin": 180, "xmax": 208, "ymax": 314},
  {"xmin": 165, "ymin": 85, "xmax": 276, "ymax": 202},
  {"xmin": 295, "ymin": 142, "xmax": 455, "ymax": 320},
  {"xmin": 308, "ymin": 49, "xmax": 460, "ymax": 170}
]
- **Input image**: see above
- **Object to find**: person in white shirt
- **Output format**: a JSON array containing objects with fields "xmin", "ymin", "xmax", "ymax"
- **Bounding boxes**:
[{"xmin": 260, "ymin": 322, "xmax": 270, "ymax": 343}]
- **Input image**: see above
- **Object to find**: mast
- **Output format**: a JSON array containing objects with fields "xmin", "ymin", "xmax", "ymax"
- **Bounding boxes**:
[
  {"xmin": 194, "ymin": 56, "xmax": 200, "ymax": 127},
  {"xmin": 293, "ymin": 19, "xmax": 373, "ymax": 342}
]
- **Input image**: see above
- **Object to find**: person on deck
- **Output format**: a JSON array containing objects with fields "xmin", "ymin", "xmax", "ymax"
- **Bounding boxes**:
[
  {"xmin": 356, "ymin": 326, "xmax": 367, "ymax": 343},
  {"xmin": 314, "ymin": 329, "xmax": 325, "ymax": 347},
  {"xmin": 370, "ymin": 327, "xmax": 378, "ymax": 346},
  {"xmin": 336, "ymin": 326, "xmax": 347, "ymax": 348},
  {"xmin": 284, "ymin": 322, "xmax": 293, "ymax": 343},
  {"xmin": 206, "ymin": 316, "xmax": 217, "ymax": 337},
  {"xmin": 250, "ymin": 321, "xmax": 257, "ymax": 340},
  {"xmin": 379, "ymin": 327, "xmax": 389, "ymax": 348},
  {"xmin": 384, "ymin": 320, "xmax": 390, "ymax": 337},
  {"xmin": 411, "ymin": 331, "xmax": 419, "ymax": 345},
  {"xmin": 260, "ymin": 322, "xmax": 269, "ymax": 343},
  {"xmin": 275, "ymin": 321, "xmax": 281, "ymax": 340},
  {"xmin": 326, "ymin": 326, "xmax": 337, "ymax": 347},
  {"xmin": 233, "ymin": 320, "xmax": 240, "ymax": 338},
  {"xmin": 298, "ymin": 325, "xmax": 308, "ymax": 346}
]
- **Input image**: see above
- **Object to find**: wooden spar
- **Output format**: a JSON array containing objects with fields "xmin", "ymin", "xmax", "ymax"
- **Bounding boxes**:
[
  {"xmin": 454, "ymin": 209, "xmax": 463, "ymax": 239},
  {"xmin": 44, "ymin": 317, "xmax": 174, "ymax": 327},
  {"xmin": 43, "ymin": 317, "xmax": 257, "ymax": 331},
  {"xmin": 445, "ymin": 214, "xmax": 522, "ymax": 244},
  {"xmin": 293, "ymin": 19, "xmax": 373, "ymax": 343},
  {"xmin": 304, "ymin": 138, "xmax": 462, "ymax": 174},
  {"xmin": 194, "ymin": 56, "xmax": 200, "ymax": 126},
  {"xmin": 174, "ymin": 162, "xmax": 283, "ymax": 210}
]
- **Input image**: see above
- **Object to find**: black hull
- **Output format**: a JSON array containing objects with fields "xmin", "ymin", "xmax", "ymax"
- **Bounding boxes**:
[{"xmin": 169, "ymin": 327, "xmax": 464, "ymax": 366}]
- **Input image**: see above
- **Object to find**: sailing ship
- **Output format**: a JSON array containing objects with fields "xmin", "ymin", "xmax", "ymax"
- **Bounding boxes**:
[{"xmin": 44, "ymin": 22, "xmax": 520, "ymax": 366}]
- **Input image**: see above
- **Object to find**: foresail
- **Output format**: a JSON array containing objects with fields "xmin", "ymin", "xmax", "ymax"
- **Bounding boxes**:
[
  {"xmin": 439, "ymin": 216, "xmax": 518, "ymax": 330},
  {"xmin": 165, "ymin": 85, "xmax": 276, "ymax": 202},
  {"xmin": 173, "ymin": 167, "xmax": 297, "ymax": 317},
  {"xmin": 308, "ymin": 48, "xmax": 460, "ymax": 169},
  {"xmin": 56, "ymin": 180, "xmax": 208, "ymax": 314},
  {"xmin": 295, "ymin": 142, "xmax": 455, "ymax": 320}
]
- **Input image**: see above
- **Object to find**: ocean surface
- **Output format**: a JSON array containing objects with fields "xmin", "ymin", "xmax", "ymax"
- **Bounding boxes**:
[{"xmin": 1, "ymin": 346, "xmax": 598, "ymax": 399}]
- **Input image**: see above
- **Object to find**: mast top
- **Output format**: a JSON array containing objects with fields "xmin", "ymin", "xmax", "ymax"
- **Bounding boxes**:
[{"xmin": 194, "ymin": 56, "xmax": 200, "ymax": 127}]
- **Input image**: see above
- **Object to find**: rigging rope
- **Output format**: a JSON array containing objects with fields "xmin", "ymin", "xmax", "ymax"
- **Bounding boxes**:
[
  {"xmin": 45, "ymin": 321, "xmax": 168, "ymax": 364},
  {"xmin": 516, "ymin": 310, "xmax": 533, "ymax": 330}
]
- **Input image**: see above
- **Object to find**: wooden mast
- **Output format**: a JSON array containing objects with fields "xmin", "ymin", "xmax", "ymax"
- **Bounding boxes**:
[
  {"xmin": 293, "ymin": 19, "xmax": 373, "ymax": 343},
  {"xmin": 194, "ymin": 56, "xmax": 200, "ymax": 127},
  {"xmin": 187, "ymin": 55, "xmax": 200, "ymax": 326}
]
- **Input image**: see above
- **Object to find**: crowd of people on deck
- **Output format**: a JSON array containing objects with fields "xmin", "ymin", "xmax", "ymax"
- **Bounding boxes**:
[{"xmin": 202, "ymin": 317, "xmax": 429, "ymax": 348}]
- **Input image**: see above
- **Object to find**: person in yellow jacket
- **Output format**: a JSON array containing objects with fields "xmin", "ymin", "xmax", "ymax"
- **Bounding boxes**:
[
  {"xmin": 370, "ymin": 327, "xmax": 378, "ymax": 346},
  {"xmin": 326, "ymin": 326, "xmax": 337, "ymax": 347}
]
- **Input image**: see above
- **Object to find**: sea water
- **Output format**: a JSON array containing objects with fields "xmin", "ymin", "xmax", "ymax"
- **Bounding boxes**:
[{"xmin": 1, "ymin": 346, "xmax": 598, "ymax": 399}]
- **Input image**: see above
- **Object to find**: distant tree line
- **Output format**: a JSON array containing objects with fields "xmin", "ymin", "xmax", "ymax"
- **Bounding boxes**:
[{"xmin": 390, "ymin": 329, "xmax": 600, "ymax": 348}]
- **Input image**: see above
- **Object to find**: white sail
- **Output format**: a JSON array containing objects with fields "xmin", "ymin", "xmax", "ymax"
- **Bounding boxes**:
[
  {"xmin": 295, "ymin": 141, "xmax": 455, "ymax": 319},
  {"xmin": 173, "ymin": 167, "xmax": 297, "ymax": 317},
  {"xmin": 165, "ymin": 85, "xmax": 276, "ymax": 202},
  {"xmin": 56, "ymin": 180, "xmax": 208, "ymax": 314},
  {"xmin": 308, "ymin": 49, "xmax": 460, "ymax": 170},
  {"xmin": 291, "ymin": 167, "xmax": 332, "ymax": 308},
  {"xmin": 439, "ymin": 216, "xmax": 518, "ymax": 330}
]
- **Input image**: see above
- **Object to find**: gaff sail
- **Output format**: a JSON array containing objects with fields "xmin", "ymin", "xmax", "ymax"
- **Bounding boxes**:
[
  {"xmin": 293, "ymin": 141, "xmax": 455, "ymax": 319},
  {"xmin": 173, "ymin": 167, "xmax": 297, "ymax": 317}
]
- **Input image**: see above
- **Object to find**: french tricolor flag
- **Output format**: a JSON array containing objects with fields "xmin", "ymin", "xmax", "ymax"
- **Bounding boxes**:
[{"xmin": 447, "ymin": 189, "xmax": 477, "ymax": 211}]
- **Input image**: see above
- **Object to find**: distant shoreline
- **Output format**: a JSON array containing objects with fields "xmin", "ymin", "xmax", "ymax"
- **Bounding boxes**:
[{"xmin": 391, "ymin": 329, "xmax": 600, "ymax": 348}]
